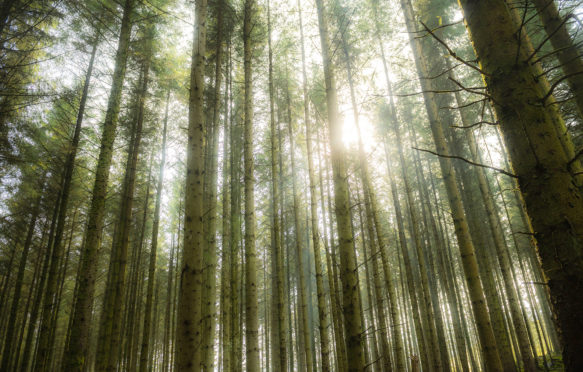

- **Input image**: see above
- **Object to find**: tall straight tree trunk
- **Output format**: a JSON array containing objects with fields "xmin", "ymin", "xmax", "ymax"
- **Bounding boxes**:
[
  {"xmin": 230, "ymin": 85, "xmax": 243, "ymax": 372},
  {"xmin": 175, "ymin": 0, "xmax": 207, "ymax": 369},
  {"xmin": 373, "ymin": 21, "xmax": 443, "ymax": 371},
  {"xmin": 316, "ymin": 130, "xmax": 348, "ymax": 372},
  {"xmin": 532, "ymin": 0, "xmax": 583, "ymax": 119},
  {"xmin": 284, "ymin": 66, "xmax": 314, "ymax": 372},
  {"xmin": 314, "ymin": 0, "xmax": 365, "ymax": 369},
  {"xmin": 407, "ymin": 118, "xmax": 471, "ymax": 372},
  {"xmin": 243, "ymin": 0, "xmax": 260, "ymax": 369},
  {"xmin": 0, "ymin": 242, "xmax": 17, "ymax": 319},
  {"xmin": 338, "ymin": 12, "xmax": 406, "ymax": 369},
  {"xmin": 62, "ymin": 1, "xmax": 134, "ymax": 367},
  {"xmin": 360, "ymin": 177, "xmax": 395, "ymax": 372},
  {"xmin": 281, "ymin": 130, "xmax": 296, "ymax": 372},
  {"xmin": 33, "ymin": 36, "xmax": 98, "ymax": 372},
  {"xmin": 427, "ymin": 158, "xmax": 481, "ymax": 371},
  {"xmin": 20, "ymin": 187, "xmax": 63, "ymax": 372},
  {"xmin": 449, "ymin": 129, "xmax": 516, "ymax": 371},
  {"xmin": 201, "ymin": 0, "xmax": 225, "ymax": 367},
  {"xmin": 299, "ymin": 2, "xmax": 331, "ymax": 366},
  {"xmin": 221, "ymin": 40, "xmax": 233, "ymax": 372},
  {"xmin": 96, "ymin": 29, "xmax": 153, "ymax": 370},
  {"xmin": 138, "ymin": 91, "xmax": 169, "ymax": 372},
  {"xmin": 266, "ymin": 2, "xmax": 287, "ymax": 370},
  {"xmin": 51, "ymin": 214, "xmax": 76, "ymax": 371},
  {"xmin": 15, "ymin": 218, "xmax": 48, "ymax": 371},
  {"xmin": 399, "ymin": 0, "xmax": 503, "ymax": 370},
  {"xmin": 450, "ymin": 69, "xmax": 536, "ymax": 371},
  {"xmin": 0, "ymin": 190, "xmax": 43, "ymax": 371},
  {"xmin": 485, "ymin": 128, "xmax": 560, "ymax": 362},
  {"xmin": 457, "ymin": 1, "xmax": 583, "ymax": 368},
  {"xmin": 162, "ymin": 229, "xmax": 176, "ymax": 372},
  {"xmin": 383, "ymin": 143, "xmax": 428, "ymax": 370},
  {"xmin": 127, "ymin": 156, "xmax": 153, "ymax": 372},
  {"xmin": 356, "ymin": 195, "xmax": 380, "ymax": 372}
]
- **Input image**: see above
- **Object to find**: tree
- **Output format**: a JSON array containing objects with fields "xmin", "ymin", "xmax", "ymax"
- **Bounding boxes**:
[
  {"xmin": 243, "ymin": 0, "xmax": 260, "ymax": 369},
  {"xmin": 62, "ymin": 1, "xmax": 136, "ymax": 369},
  {"xmin": 175, "ymin": 0, "xmax": 208, "ymax": 369},
  {"xmin": 314, "ymin": 0, "xmax": 366, "ymax": 369},
  {"xmin": 457, "ymin": 0, "xmax": 583, "ymax": 369}
]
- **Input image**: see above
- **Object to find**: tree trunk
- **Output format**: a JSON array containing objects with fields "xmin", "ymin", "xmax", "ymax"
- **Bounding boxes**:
[
  {"xmin": 138, "ymin": 90, "xmax": 169, "ymax": 372},
  {"xmin": 314, "ymin": 0, "xmax": 365, "ymax": 369},
  {"xmin": 201, "ymin": 0, "xmax": 225, "ymax": 367},
  {"xmin": 317, "ymin": 129, "xmax": 348, "ymax": 372},
  {"xmin": 20, "ymin": 187, "xmax": 62, "ymax": 372},
  {"xmin": 34, "ymin": 36, "xmax": 98, "ymax": 372},
  {"xmin": 450, "ymin": 70, "xmax": 536, "ymax": 371},
  {"xmin": 383, "ymin": 143, "xmax": 429, "ymax": 370},
  {"xmin": 230, "ymin": 77, "xmax": 243, "ymax": 372},
  {"xmin": 399, "ymin": 0, "xmax": 503, "ymax": 369},
  {"xmin": 0, "ymin": 190, "xmax": 43, "ymax": 371},
  {"xmin": 532, "ymin": 0, "xmax": 583, "ymax": 119},
  {"xmin": 62, "ymin": 1, "xmax": 134, "ymax": 368},
  {"xmin": 175, "ymin": 0, "xmax": 207, "ymax": 369},
  {"xmin": 296, "ymin": 3, "xmax": 332, "ymax": 370},
  {"xmin": 96, "ymin": 29, "xmax": 153, "ymax": 370},
  {"xmin": 458, "ymin": 1, "xmax": 583, "ymax": 369},
  {"xmin": 266, "ymin": 3, "xmax": 287, "ymax": 370},
  {"xmin": 243, "ymin": 0, "xmax": 260, "ymax": 368},
  {"xmin": 220, "ymin": 40, "xmax": 233, "ymax": 372},
  {"xmin": 284, "ymin": 65, "xmax": 314, "ymax": 372}
]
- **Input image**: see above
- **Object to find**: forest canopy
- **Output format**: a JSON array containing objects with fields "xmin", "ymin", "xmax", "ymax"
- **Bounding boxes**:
[{"xmin": 0, "ymin": 0, "xmax": 582, "ymax": 371}]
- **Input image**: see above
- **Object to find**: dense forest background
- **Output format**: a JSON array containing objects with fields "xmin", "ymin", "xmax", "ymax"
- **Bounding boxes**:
[{"xmin": 0, "ymin": 0, "xmax": 582, "ymax": 371}]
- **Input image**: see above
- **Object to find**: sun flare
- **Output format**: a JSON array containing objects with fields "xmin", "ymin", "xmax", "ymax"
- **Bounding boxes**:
[{"xmin": 342, "ymin": 112, "xmax": 376, "ymax": 150}]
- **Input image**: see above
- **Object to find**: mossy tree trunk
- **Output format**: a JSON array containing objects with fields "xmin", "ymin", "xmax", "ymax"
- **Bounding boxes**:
[{"xmin": 458, "ymin": 1, "xmax": 583, "ymax": 369}]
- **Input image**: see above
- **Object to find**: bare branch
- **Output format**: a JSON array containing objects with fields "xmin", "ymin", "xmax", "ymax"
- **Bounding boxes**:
[
  {"xmin": 450, "ymin": 120, "xmax": 498, "ymax": 129},
  {"xmin": 412, "ymin": 147, "xmax": 518, "ymax": 178},
  {"xmin": 568, "ymin": 148, "xmax": 583, "ymax": 168},
  {"xmin": 527, "ymin": 13, "xmax": 573, "ymax": 63},
  {"xmin": 441, "ymin": 97, "xmax": 488, "ymax": 110},
  {"xmin": 419, "ymin": 21, "xmax": 489, "ymax": 77},
  {"xmin": 448, "ymin": 77, "xmax": 493, "ymax": 99},
  {"xmin": 541, "ymin": 71, "xmax": 583, "ymax": 104}
]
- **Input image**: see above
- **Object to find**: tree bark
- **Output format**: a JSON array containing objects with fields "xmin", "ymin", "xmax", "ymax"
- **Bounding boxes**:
[
  {"xmin": 175, "ymin": 0, "xmax": 207, "ymax": 369},
  {"xmin": 458, "ymin": 1, "xmax": 583, "ymax": 369}
]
